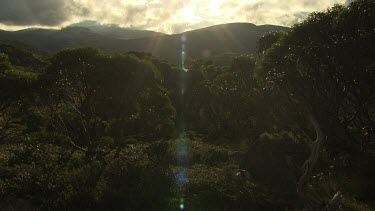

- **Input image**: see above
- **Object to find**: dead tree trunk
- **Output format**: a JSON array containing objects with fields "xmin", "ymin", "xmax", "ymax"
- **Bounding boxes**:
[{"xmin": 297, "ymin": 112, "xmax": 343, "ymax": 210}]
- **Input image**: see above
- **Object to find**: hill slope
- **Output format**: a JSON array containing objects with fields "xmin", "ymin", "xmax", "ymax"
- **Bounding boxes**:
[
  {"xmin": 0, "ymin": 23, "xmax": 288, "ymax": 64},
  {"xmin": 68, "ymin": 20, "xmax": 165, "ymax": 40},
  {"xmin": 114, "ymin": 23, "xmax": 288, "ymax": 63}
]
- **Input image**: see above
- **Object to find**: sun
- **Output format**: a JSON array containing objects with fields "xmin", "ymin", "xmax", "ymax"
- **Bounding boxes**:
[
  {"xmin": 180, "ymin": 4, "xmax": 199, "ymax": 23},
  {"xmin": 208, "ymin": 0, "xmax": 225, "ymax": 10}
]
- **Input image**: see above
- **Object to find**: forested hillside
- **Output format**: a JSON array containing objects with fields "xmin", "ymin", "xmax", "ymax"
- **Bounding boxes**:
[
  {"xmin": 67, "ymin": 20, "xmax": 165, "ymax": 40},
  {"xmin": 0, "ymin": 0, "xmax": 374, "ymax": 210},
  {"xmin": 0, "ymin": 23, "xmax": 287, "ymax": 64}
]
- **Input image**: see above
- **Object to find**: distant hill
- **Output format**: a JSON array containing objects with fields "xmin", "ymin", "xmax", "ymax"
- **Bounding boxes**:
[
  {"xmin": 67, "ymin": 20, "xmax": 165, "ymax": 40},
  {"xmin": 0, "ymin": 23, "xmax": 288, "ymax": 64},
  {"xmin": 0, "ymin": 27, "xmax": 121, "ymax": 53},
  {"xmin": 115, "ymin": 23, "xmax": 289, "ymax": 64}
]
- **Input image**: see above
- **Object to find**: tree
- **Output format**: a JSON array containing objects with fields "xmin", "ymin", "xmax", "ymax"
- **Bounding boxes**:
[
  {"xmin": 179, "ymin": 56, "xmax": 265, "ymax": 140},
  {"xmin": 0, "ymin": 53, "xmax": 12, "ymax": 71},
  {"xmin": 256, "ymin": 0, "xmax": 375, "ymax": 209},
  {"xmin": 40, "ymin": 48, "xmax": 106, "ymax": 153},
  {"xmin": 0, "ymin": 69, "xmax": 36, "ymax": 142},
  {"xmin": 256, "ymin": 31, "xmax": 286, "ymax": 56},
  {"xmin": 40, "ymin": 48, "xmax": 176, "ymax": 155}
]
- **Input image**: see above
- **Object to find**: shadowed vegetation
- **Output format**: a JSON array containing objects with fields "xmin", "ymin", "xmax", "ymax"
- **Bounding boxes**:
[{"xmin": 0, "ymin": 0, "xmax": 374, "ymax": 210}]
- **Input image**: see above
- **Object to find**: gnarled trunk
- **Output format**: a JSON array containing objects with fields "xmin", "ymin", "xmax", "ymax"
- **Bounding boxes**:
[{"xmin": 297, "ymin": 112, "xmax": 342, "ymax": 210}]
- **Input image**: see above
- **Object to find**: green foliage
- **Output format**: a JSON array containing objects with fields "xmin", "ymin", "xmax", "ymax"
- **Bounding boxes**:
[
  {"xmin": 0, "ymin": 69, "xmax": 37, "ymax": 102},
  {"xmin": 340, "ymin": 197, "xmax": 373, "ymax": 211},
  {"xmin": 255, "ymin": 0, "xmax": 375, "ymax": 208},
  {"xmin": 0, "ymin": 68, "xmax": 38, "ymax": 142},
  {"xmin": 181, "ymin": 56, "xmax": 265, "ymax": 140},
  {"xmin": 168, "ymin": 135, "xmax": 229, "ymax": 166},
  {"xmin": 38, "ymin": 48, "xmax": 176, "ymax": 155},
  {"xmin": 0, "ymin": 134, "xmax": 172, "ymax": 210},
  {"xmin": 0, "ymin": 53, "xmax": 12, "ymax": 71},
  {"xmin": 256, "ymin": 31, "xmax": 286, "ymax": 55},
  {"xmin": 172, "ymin": 164, "xmax": 269, "ymax": 211},
  {"xmin": 0, "ymin": 43, "xmax": 46, "ymax": 71},
  {"xmin": 0, "ymin": 47, "xmax": 178, "ymax": 209},
  {"xmin": 0, "ymin": 1, "xmax": 374, "ymax": 209},
  {"xmin": 243, "ymin": 132, "xmax": 309, "ymax": 205},
  {"xmin": 92, "ymin": 142, "xmax": 172, "ymax": 210},
  {"xmin": 257, "ymin": 0, "xmax": 375, "ymax": 150},
  {"xmin": 188, "ymin": 139, "xmax": 229, "ymax": 166}
]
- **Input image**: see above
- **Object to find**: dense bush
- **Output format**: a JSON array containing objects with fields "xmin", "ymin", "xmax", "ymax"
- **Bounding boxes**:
[
  {"xmin": 0, "ymin": 133, "xmax": 172, "ymax": 210},
  {"xmin": 0, "ymin": 1, "xmax": 374, "ymax": 210}
]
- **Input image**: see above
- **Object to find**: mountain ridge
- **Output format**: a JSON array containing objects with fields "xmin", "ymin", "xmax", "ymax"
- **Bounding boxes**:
[
  {"xmin": 0, "ymin": 23, "xmax": 289, "ymax": 64},
  {"xmin": 66, "ymin": 20, "xmax": 165, "ymax": 40}
]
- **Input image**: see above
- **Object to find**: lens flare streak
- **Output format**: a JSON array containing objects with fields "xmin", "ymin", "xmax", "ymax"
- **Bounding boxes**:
[{"xmin": 176, "ymin": 32, "xmax": 188, "ymax": 210}]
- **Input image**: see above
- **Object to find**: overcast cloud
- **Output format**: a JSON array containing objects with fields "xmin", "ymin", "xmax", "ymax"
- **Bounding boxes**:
[
  {"xmin": 0, "ymin": 0, "xmax": 348, "ymax": 34},
  {"xmin": 0, "ymin": 0, "xmax": 88, "ymax": 26}
]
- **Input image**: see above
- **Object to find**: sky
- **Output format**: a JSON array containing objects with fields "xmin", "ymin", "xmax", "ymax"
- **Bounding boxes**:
[{"xmin": 0, "ymin": 0, "xmax": 353, "ymax": 34}]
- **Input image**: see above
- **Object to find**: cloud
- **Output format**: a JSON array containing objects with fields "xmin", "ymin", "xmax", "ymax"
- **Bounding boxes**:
[
  {"xmin": 0, "ymin": 0, "xmax": 348, "ymax": 33},
  {"xmin": 75, "ymin": 0, "xmax": 186, "ymax": 33},
  {"xmin": 0, "ymin": 0, "xmax": 89, "ymax": 26}
]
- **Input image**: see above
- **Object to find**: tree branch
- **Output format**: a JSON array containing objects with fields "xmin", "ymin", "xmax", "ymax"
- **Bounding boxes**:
[{"xmin": 297, "ymin": 111, "xmax": 325, "ymax": 209}]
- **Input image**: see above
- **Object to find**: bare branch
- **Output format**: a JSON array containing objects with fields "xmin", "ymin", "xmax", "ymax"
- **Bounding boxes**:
[
  {"xmin": 69, "ymin": 140, "xmax": 88, "ymax": 152},
  {"xmin": 297, "ymin": 111, "xmax": 325, "ymax": 209}
]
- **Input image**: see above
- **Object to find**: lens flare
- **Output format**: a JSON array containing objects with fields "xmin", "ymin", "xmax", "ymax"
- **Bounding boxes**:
[
  {"xmin": 177, "ymin": 171, "xmax": 187, "ymax": 186},
  {"xmin": 180, "ymin": 197, "xmax": 185, "ymax": 210},
  {"xmin": 176, "ymin": 32, "xmax": 189, "ymax": 210}
]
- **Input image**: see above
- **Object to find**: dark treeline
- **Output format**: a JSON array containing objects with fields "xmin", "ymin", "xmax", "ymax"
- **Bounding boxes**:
[{"xmin": 0, "ymin": 0, "xmax": 374, "ymax": 210}]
